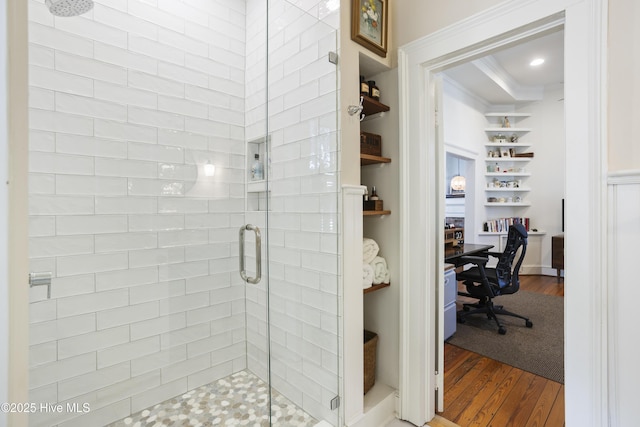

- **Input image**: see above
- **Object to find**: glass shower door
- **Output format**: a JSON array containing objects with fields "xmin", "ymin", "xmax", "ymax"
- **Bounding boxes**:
[{"xmin": 265, "ymin": 1, "xmax": 341, "ymax": 426}]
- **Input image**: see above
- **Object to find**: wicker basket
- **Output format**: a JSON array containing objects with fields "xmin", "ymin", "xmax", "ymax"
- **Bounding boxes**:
[
  {"xmin": 363, "ymin": 330, "xmax": 378, "ymax": 395},
  {"xmin": 360, "ymin": 131, "xmax": 382, "ymax": 156}
]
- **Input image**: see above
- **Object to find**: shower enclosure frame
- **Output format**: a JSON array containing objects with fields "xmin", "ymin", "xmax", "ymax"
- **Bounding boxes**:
[{"xmin": 9, "ymin": 0, "xmax": 343, "ymax": 426}]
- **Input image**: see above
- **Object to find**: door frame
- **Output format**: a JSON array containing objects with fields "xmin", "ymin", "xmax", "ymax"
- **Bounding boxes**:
[
  {"xmin": 397, "ymin": 0, "xmax": 608, "ymax": 425},
  {"xmin": 4, "ymin": 0, "xmax": 30, "ymax": 426}
]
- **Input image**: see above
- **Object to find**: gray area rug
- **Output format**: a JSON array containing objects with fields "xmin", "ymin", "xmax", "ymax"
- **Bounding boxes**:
[{"xmin": 447, "ymin": 290, "xmax": 564, "ymax": 383}]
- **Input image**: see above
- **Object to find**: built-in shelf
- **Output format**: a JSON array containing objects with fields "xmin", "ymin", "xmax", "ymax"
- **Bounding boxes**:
[
  {"xmin": 485, "ymin": 188, "xmax": 531, "ymax": 192},
  {"xmin": 484, "ymin": 112, "xmax": 531, "ymax": 117},
  {"xmin": 485, "ymin": 143, "xmax": 532, "ymax": 148},
  {"xmin": 247, "ymin": 180, "xmax": 269, "ymax": 193},
  {"xmin": 361, "ymin": 154, "xmax": 391, "ymax": 166},
  {"xmin": 485, "ymin": 172, "xmax": 531, "ymax": 177},
  {"xmin": 362, "ymin": 96, "xmax": 390, "ymax": 117},
  {"xmin": 364, "ymin": 282, "xmax": 390, "ymax": 294},
  {"xmin": 363, "ymin": 210, "xmax": 391, "ymax": 216},
  {"xmin": 484, "ymin": 202, "xmax": 531, "ymax": 207},
  {"xmin": 484, "ymin": 127, "xmax": 531, "ymax": 132},
  {"xmin": 485, "ymin": 157, "xmax": 531, "ymax": 162}
]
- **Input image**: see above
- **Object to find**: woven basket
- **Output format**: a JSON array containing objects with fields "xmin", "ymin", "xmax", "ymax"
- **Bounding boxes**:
[
  {"xmin": 364, "ymin": 330, "xmax": 378, "ymax": 394},
  {"xmin": 360, "ymin": 131, "xmax": 382, "ymax": 156}
]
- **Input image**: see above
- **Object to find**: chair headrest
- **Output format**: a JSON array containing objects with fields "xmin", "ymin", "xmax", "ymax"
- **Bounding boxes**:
[{"xmin": 512, "ymin": 223, "xmax": 528, "ymax": 238}]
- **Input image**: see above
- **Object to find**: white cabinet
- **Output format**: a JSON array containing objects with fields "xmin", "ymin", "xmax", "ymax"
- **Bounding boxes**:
[{"xmin": 444, "ymin": 266, "xmax": 457, "ymax": 340}]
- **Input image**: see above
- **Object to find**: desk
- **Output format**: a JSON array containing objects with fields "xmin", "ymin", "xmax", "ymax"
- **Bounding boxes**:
[
  {"xmin": 444, "ymin": 243, "xmax": 494, "ymax": 267},
  {"xmin": 551, "ymin": 234, "xmax": 564, "ymax": 282}
]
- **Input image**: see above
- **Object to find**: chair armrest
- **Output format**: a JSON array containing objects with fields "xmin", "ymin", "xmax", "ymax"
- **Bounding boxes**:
[
  {"xmin": 459, "ymin": 255, "xmax": 488, "ymax": 266},
  {"xmin": 458, "ymin": 255, "xmax": 495, "ymax": 297},
  {"xmin": 486, "ymin": 251, "xmax": 503, "ymax": 258}
]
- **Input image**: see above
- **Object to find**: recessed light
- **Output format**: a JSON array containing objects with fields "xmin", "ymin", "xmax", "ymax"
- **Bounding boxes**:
[{"xmin": 530, "ymin": 58, "xmax": 545, "ymax": 67}]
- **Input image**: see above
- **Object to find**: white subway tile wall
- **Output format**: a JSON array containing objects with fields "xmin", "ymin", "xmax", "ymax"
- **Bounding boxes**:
[{"xmin": 28, "ymin": 0, "xmax": 340, "ymax": 426}]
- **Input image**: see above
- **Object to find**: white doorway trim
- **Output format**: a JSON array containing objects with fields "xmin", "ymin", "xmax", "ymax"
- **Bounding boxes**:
[{"xmin": 397, "ymin": 0, "xmax": 607, "ymax": 425}]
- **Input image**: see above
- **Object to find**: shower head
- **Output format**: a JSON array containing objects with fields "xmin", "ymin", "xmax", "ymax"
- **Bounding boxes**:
[{"xmin": 45, "ymin": 0, "xmax": 94, "ymax": 17}]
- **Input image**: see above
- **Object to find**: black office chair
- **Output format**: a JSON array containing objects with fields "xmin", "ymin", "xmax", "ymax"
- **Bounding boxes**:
[{"xmin": 456, "ymin": 223, "xmax": 533, "ymax": 335}]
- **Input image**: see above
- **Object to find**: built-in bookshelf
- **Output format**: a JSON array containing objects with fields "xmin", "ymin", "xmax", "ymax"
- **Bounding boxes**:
[{"xmin": 483, "ymin": 113, "xmax": 534, "ymax": 210}]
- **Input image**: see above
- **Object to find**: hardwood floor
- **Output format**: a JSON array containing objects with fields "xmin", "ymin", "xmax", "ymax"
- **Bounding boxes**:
[{"xmin": 438, "ymin": 275, "xmax": 564, "ymax": 427}]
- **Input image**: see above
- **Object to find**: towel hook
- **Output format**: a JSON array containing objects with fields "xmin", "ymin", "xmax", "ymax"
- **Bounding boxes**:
[{"xmin": 347, "ymin": 96, "xmax": 365, "ymax": 121}]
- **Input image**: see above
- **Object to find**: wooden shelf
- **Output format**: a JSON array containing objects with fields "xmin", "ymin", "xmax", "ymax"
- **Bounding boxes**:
[
  {"xmin": 364, "ymin": 282, "xmax": 390, "ymax": 294},
  {"xmin": 363, "ymin": 210, "xmax": 391, "ymax": 216},
  {"xmin": 361, "ymin": 154, "xmax": 391, "ymax": 166},
  {"xmin": 444, "ymin": 228, "xmax": 464, "ymax": 247},
  {"xmin": 362, "ymin": 96, "xmax": 390, "ymax": 117}
]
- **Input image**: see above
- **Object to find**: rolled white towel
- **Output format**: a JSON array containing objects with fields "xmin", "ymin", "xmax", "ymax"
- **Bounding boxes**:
[
  {"xmin": 363, "ymin": 238, "xmax": 379, "ymax": 264},
  {"xmin": 363, "ymin": 263, "xmax": 374, "ymax": 289},
  {"xmin": 370, "ymin": 256, "xmax": 390, "ymax": 285}
]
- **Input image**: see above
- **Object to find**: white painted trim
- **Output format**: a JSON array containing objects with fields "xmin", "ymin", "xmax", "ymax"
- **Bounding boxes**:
[
  {"xmin": 400, "ymin": 5, "xmax": 565, "ymax": 70},
  {"xmin": 348, "ymin": 384, "xmax": 396, "ymax": 427},
  {"xmin": 521, "ymin": 266, "xmax": 563, "ymax": 277},
  {"xmin": 441, "ymin": 74, "xmax": 490, "ymax": 112},
  {"xmin": 0, "ymin": 0, "xmax": 9, "ymax": 420},
  {"xmin": 606, "ymin": 183, "xmax": 620, "ymax": 427},
  {"xmin": 6, "ymin": 0, "xmax": 29, "ymax": 425},
  {"xmin": 341, "ymin": 184, "xmax": 366, "ymax": 425},
  {"xmin": 443, "ymin": 142, "xmax": 479, "ymax": 159},
  {"xmin": 605, "ymin": 180, "xmax": 640, "ymax": 426},
  {"xmin": 398, "ymin": 0, "xmax": 608, "ymax": 425},
  {"xmin": 397, "ymin": 45, "xmax": 435, "ymax": 425},
  {"xmin": 472, "ymin": 56, "xmax": 544, "ymax": 101},
  {"xmin": 607, "ymin": 170, "xmax": 640, "ymax": 185}
]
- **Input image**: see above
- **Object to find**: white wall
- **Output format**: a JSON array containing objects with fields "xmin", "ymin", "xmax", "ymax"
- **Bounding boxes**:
[
  {"xmin": 394, "ymin": 0, "xmax": 504, "ymax": 49},
  {"xmin": 608, "ymin": 0, "xmax": 640, "ymax": 170},
  {"xmin": 516, "ymin": 85, "xmax": 565, "ymax": 271},
  {"xmin": 442, "ymin": 79, "xmax": 487, "ymax": 239}
]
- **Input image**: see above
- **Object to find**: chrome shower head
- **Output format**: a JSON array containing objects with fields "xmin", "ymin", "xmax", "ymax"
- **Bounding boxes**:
[{"xmin": 45, "ymin": 0, "xmax": 94, "ymax": 17}]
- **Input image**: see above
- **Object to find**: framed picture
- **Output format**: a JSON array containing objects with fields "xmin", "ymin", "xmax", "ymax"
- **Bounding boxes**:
[
  {"xmin": 500, "ymin": 148, "xmax": 511, "ymax": 158},
  {"xmin": 351, "ymin": 0, "xmax": 388, "ymax": 58}
]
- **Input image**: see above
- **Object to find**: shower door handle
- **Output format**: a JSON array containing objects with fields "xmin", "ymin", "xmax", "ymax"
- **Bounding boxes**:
[{"xmin": 239, "ymin": 224, "xmax": 261, "ymax": 284}]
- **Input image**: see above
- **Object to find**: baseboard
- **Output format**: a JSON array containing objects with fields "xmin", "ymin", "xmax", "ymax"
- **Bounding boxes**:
[
  {"xmin": 520, "ymin": 265, "xmax": 563, "ymax": 278},
  {"xmin": 347, "ymin": 382, "xmax": 396, "ymax": 427}
]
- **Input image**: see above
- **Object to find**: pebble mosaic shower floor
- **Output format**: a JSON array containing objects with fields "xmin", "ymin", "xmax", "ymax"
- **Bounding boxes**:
[{"xmin": 108, "ymin": 370, "xmax": 319, "ymax": 427}]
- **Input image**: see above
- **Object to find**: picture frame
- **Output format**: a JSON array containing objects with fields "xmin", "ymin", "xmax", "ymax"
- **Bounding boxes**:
[
  {"xmin": 500, "ymin": 148, "xmax": 511, "ymax": 158},
  {"xmin": 351, "ymin": 0, "xmax": 388, "ymax": 58}
]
